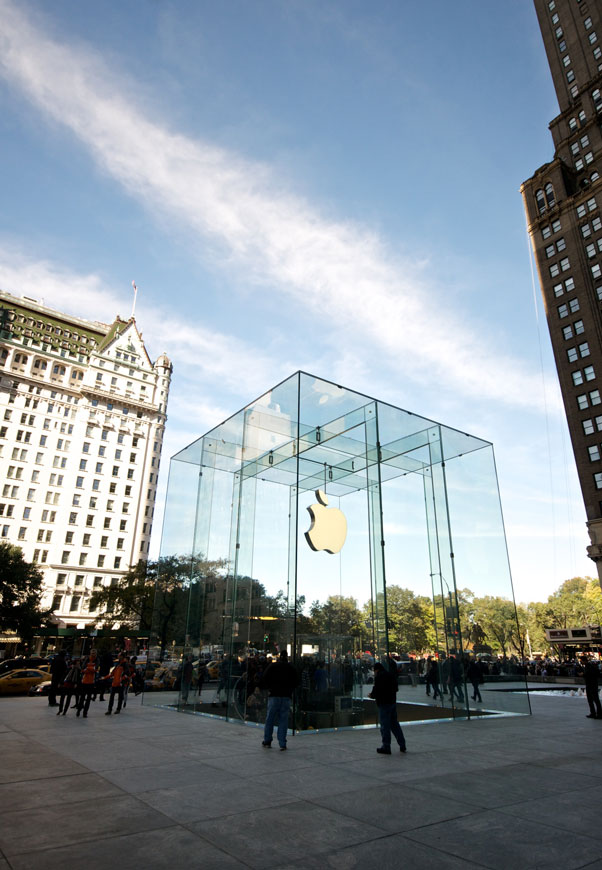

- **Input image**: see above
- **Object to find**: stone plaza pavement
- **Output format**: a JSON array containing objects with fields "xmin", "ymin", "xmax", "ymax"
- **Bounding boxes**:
[{"xmin": 1, "ymin": 687, "xmax": 601, "ymax": 870}]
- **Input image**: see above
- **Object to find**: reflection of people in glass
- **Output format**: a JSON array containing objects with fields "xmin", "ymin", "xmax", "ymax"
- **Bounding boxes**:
[
  {"xmin": 260, "ymin": 650, "xmax": 300, "ymax": 750},
  {"xmin": 181, "ymin": 655, "xmax": 193, "ymax": 704},
  {"xmin": 467, "ymin": 658, "xmax": 483, "ymax": 703},
  {"xmin": 314, "ymin": 661, "xmax": 328, "ymax": 693}
]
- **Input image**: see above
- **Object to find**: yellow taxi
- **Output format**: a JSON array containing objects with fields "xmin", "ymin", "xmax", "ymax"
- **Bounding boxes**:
[{"xmin": 0, "ymin": 668, "xmax": 50, "ymax": 695}]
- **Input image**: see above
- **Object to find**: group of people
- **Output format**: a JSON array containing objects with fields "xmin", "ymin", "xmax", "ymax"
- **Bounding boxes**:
[
  {"xmin": 48, "ymin": 648, "xmax": 143, "ymax": 717},
  {"xmin": 422, "ymin": 654, "xmax": 486, "ymax": 704},
  {"xmin": 259, "ymin": 650, "xmax": 407, "ymax": 756}
]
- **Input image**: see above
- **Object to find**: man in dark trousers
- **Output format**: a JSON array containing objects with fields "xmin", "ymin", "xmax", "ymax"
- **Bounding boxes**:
[
  {"xmin": 370, "ymin": 661, "xmax": 407, "ymax": 754},
  {"xmin": 582, "ymin": 655, "xmax": 602, "ymax": 719},
  {"xmin": 260, "ymin": 650, "xmax": 299, "ymax": 750},
  {"xmin": 48, "ymin": 649, "xmax": 68, "ymax": 707}
]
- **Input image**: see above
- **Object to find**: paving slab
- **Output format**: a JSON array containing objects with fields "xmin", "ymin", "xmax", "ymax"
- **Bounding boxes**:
[
  {"xmin": 100, "ymin": 758, "xmax": 228, "ymax": 793},
  {"xmin": 0, "ymin": 772, "xmax": 123, "ymax": 812},
  {"xmin": 272, "ymin": 836, "xmax": 486, "ymax": 870},
  {"xmin": 499, "ymin": 784, "xmax": 602, "ymax": 840},
  {"xmin": 0, "ymin": 794, "xmax": 172, "ymax": 857},
  {"xmin": 409, "ymin": 761, "xmax": 599, "ymax": 808},
  {"xmin": 312, "ymin": 782, "xmax": 476, "ymax": 833},
  {"xmin": 404, "ymin": 809, "xmax": 602, "ymax": 870},
  {"xmin": 137, "ymin": 777, "xmax": 297, "ymax": 823},
  {"xmin": 7, "ymin": 827, "xmax": 247, "ymax": 870},
  {"xmin": 189, "ymin": 801, "xmax": 385, "ymax": 869}
]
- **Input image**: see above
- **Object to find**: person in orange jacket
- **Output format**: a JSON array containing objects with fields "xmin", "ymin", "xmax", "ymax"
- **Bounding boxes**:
[
  {"xmin": 77, "ymin": 649, "xmax": 98, "ymax": 718},
  {"xmin": 105, "ymin": 654, "xmax": 130, "ymax": 715}
]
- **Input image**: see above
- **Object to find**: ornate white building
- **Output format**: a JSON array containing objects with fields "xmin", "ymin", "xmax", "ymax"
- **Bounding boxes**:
[{"xmin": 0, "ymin": 289, "xmax": 172, "ymax": 630}]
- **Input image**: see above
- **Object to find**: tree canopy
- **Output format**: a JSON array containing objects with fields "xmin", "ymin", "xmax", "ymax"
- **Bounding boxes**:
[{"xmin": 0, "ymin": 542, "xmax": 49, "ymax": 644}]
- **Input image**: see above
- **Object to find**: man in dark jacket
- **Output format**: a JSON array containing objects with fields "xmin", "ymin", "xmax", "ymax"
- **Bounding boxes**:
[
  {"xmin": 48, "ymin": 650, "xmax": 67, "ymax": 707},
  {"xmin": 582, "ymin": 656, "xmax": 602, "ymax": 719},
  {"xmin": 259, "ymin": 650, "xmax": 300, "ymax": 750},
  {"xmin": 370, "ymin": 662, "xmax": 406, "ymax": 754}
]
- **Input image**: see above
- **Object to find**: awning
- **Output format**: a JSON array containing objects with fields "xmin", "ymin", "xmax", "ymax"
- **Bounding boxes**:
[{"xmin": 0, "ymin": 635, "xmax": 21, "ymax": 643}]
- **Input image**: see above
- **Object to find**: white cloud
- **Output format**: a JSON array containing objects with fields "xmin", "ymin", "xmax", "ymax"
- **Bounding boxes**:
[{"xmin": 0, "ymin": 0, "xmax": 551, "ymax": 413}]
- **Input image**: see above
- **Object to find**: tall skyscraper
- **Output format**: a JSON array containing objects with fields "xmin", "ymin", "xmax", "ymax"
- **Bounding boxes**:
[
  {"xmin": 521, "ymin": 0, "xmax": 602, "ymax": 576},
  {"xmin": 0, "ymin": 289, "xmax": 171, "ymax": 633}
]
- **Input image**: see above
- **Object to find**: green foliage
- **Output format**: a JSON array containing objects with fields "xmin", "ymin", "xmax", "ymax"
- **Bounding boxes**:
[
  {"xmin": 385, "ymin": 585, "xmax": 436, "ymax": 654},
  {"xmin": 90, "ymin": 554, "xmax": 227, "ymax": 653},
  {"xmin": 0, "ymin": 542, "xmax": 49, "ymax": 643},
  {"xmin": 309, "ymin": 595, "xmax": 363, "ymax": 639}
]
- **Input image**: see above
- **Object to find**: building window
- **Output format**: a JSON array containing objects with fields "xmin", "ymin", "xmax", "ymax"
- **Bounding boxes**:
[
  {"xmin": 558, "ymin": 304, "xmax": 568, "ymax": 318},
  {"xmin": 579, "ymin": 342, "xmax": 590, "ymax": 357},
  {"xmin": 589, "ymin": 446, "xmax": 601, "ymax": 462},
  {"xmin": 583, "ymin": 419, "xmax": 594, "ymax": 436},
  {"xmin": 568, "ymin": 348, "xmax": 578, "ymax": 362},
  {"xmin": 97, "ymin": 555, "xmax": 105, "ymax": 567},
  {"xmin": 595, "ymin": 473, "xmax": 602, "ymax": 489},
  {"xmin": 591, "ymin": 390, "xmax": 601, "ymax": 405},
  {"xmin": 70, "ymin": 596, "xmax": 81, "ymax": 613},
  {"xmin": 61, "ymin": 551, "xmax": 70, "ymax": 564},
  {"xmin": 573, "ymin": 371, "xmax": 584, "ymax": 386}
]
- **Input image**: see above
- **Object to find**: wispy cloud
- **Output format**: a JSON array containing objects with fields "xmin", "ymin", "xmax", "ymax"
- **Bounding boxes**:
[{"xmin": 0, "ymin": 0, "xmax": 550, "ymax": 412}]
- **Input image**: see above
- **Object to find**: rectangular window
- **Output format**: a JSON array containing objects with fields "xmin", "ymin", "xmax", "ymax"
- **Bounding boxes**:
[
  {"xmin": 570, "ymin": 299, "xmax": 580, "ymax": 313},
  {"xmin": 578, "ymin": 394, "xmax": 589, "ymax": 409},
  {"xmin": 573, "ymin": 371, "xmax": 584, "ymax": 386},
  {"xmin": 595, "ymin": 473, "xmax": 602, "ymax": 489},
  {"xmin": 114, "ymin": 557, "xmax": 121, "ymax": 569},
  {"xmin": 97, "ymin": 555, "xmax": 105, "ymax": 567},
  {"xmin": 589, "ymin": 445, "xmax": 601, "ymax": 462},
  {"xmin": 591, "ymin": 390, "xmax": 601, "ymax": 405},
  {"xmin": 584, "ymin": 419, "xmax": 595, "ymax": 435},
  {"xmin": 563, "ymin": 325, "xmax": 573, "ymax": 339},
  {"xmin": 76, "ymin": 476, "xmax": 84, "ymax": 488},
  {"xmin": 568, "ymin": 348, "xmax": 578, "ymax": 362},
  {"xmin": 585, "ymin": 365, "xmax": 596, "ymax": 381},
  {"xmin": 550, "ymin": 263, "xmax": 560, "ymax": 278},
  {"xmin": 580, "ymin": 342, "xmax": 590, "ymax": 357},
  {"xmin": 558, "ymin": 304, "xmax": 568, "ymax": 318},
  {"xmin": 61, "ymin": 551, "xmax": 70, "ymax": 564}
]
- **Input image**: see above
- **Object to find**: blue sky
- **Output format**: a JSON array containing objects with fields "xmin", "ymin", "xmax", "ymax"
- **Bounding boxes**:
[{"xmin": 0, "ymin": 0, "xmax": 589, "ymax": 603}]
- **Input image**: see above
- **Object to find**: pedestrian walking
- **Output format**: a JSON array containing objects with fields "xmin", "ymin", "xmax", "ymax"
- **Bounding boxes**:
[
  {"xmin": 370, "ymin": 661, "xmax": 407, "ymax": 754},
  {"xmin": 448, "ymin": 654, "xmax": 465, "ymax": 702},
  {"xmin": 77, "ymin": 649, "xmax": 98, "ymax": 718},
  {"xmin": 427, "ymin": 657, "xmax": 442, "ymax": 699},
  {"xmin": 181, "ymin": 654, "xmax": 194, "ymax": 705},
  {"xmin": 259, "ymin": 650, "xmax": 300, "ymax": 750},
  {"xmin": 582, "ymin": 655, "xmax": 602, "ymax": 719},
  {"xmin": 58, "ymin": 658, "xmax": 81, "ymax": 716},
  {"xmin": 105, "ymin": 654, "xmax": 129, "ymax": 715},
  {"xmin": 48, "ymin": 650, "xmax": 67, "ymax": 707},
  {"xmin": 467, "ymin": 658, "xmax": 483, "ymax": 703}
]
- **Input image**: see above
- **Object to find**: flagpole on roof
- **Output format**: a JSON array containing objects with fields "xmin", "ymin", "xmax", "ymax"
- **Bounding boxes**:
[{"xmin": 131, "ymin": 281, "xmax": 138, "ymax": 319}]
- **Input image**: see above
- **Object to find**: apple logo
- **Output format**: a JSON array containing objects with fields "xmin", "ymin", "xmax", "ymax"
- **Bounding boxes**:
[{"xmin": 305, "ymin": 490, "xmax": 347, "ymax": 554}]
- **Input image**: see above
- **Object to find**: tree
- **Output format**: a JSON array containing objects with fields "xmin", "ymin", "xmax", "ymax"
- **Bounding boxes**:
[
  {"xmin": 0, "ymin": 543, "xmax": 49, "ymax": 646},
  {"xmin": 384, "ymin": 585, "xmax": 436, "ymax": 654},
  {"xmin": 90, "ymin": 554, "xmax": 227, "ymax": 656},
  {"xmin": 472, "ymin": 596, "xmax": 523, "ymax": 658},
  {"xmin": 309, "ymin": 595, "xmax": 364, "ymax": 641}
]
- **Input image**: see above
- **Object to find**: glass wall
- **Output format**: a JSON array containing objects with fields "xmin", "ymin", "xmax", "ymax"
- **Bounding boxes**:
[{"xmin": 144, "ymin": 372, "xmax": 530, "ymax": 729}]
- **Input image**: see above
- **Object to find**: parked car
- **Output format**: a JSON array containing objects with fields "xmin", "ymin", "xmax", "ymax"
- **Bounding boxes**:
[
  {"xmin": 0, "ymin": 657, "xmax": 48, "ymax": 675},
  {"xmin": 0, "ymin": 669, "xmax": 50, "ymax": 695}
]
